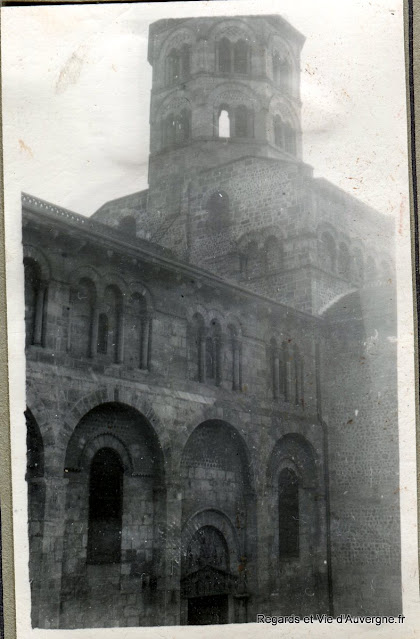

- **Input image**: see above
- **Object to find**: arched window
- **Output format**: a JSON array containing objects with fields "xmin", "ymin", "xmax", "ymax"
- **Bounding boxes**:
[
  {"xmin": 321, "ymin": 232, "xmax": 337, "ymax": 273},
  {"xmin": 24, "ymin": 258, "xmax": 43, "ymax": 348},
  {"xmin": 102, "ymin": 286, "xmax": 122, "ymax": 363},
  {"xmin": 166, "ymin": 48, "xmax": 181, "ymax": 85},
  {"xmin": 270, "ymin": 338, "xmax": 280, "ymax": 399},
  {"xmin": 293, "ymin": 345, "xmax": 304, "ymax": 406},
  {"xmin": 164, "ymin": 110, "xmax": 191, "ymax": 148},
  {"xmin": 218, "ymin": 38, "xmax": 232, "ymax": 73},
  {"xmin": 234, "ymin": 105, "xmax": 249, "ymax": 138},
  {"xmin": 278, "ymin": 467, "xmax": 299, "ymax": 558},
  {"xmin": 97, "ymin": 313, "xmax": 108, "ymax": 354},
  {"xmin": 176, "ymin": 109, "xmax": 191, "ymax": 144},
  {"xmin": 271, "ymin": 339, "xmax": 289, "ymax": 400},
  {"xmin": 205, "ymin": 320, "xmax": 222, "ymax": 385},
  {"xmin": 118, "ymin": 216, "xmax": 136, "ymax": 236},
  {"xmin": 164, "ymin": 112, "xmax": 176, "ymax": 147},
  {"xmin": 274, "ymin": 115, "xmax": 284, "ymax": 148},
  {"xmin": 205, "ymin": 336, "xmax": 215, "ymax": 380},
  {"xmin": 338, "ymin": 243, "xmax": 351, "ymax": 278},
  {"xmin": 181, "ymin": 44, "xmax": 191, "ymax": 79},
  {"xmin": 233, "ymin": 39, "xmax": 249, "ymax": 74},
  {"xmin": 191, "ymin": 313, "xmax": 206, "ymax": 382},
  {"xmin": 125, "ymin": 293, "xmax": 149, "ymax": 369},
  {"xmin": 228, "ymin": 325, "xmax": 241, "ymax": 391},
  {"xmin": 70, "ymin": 278, "xmax": 96, "ymax": 358},
  {"xmin": 284, "ymin": 124, "xmax": 296, "ymax": 155},
  {"xmin": 87, "ymin": 448, "xmax": 123, "ymax": 564},
  {"xmin": 218, "ymin": 107, "xmax": 231, "ymax": 138},
  {"xmin": 282, "ymin": 341, "xmax": 291, "ymax": 402}
]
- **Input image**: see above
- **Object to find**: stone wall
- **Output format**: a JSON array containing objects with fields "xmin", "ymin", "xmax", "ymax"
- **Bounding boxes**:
[
  {"xmin": 23, "ymin": 205, "xmax": 329, "ymax": 627},
  {"xmin": 321, "ymin": 282, "xmax": 401, "ymax": 615}
]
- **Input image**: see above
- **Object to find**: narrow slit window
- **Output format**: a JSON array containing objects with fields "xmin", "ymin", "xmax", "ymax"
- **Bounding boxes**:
[
  {"xmin": 97, "ymin": 313, "xmax": 109, "ymax": 354},
  {"xmin": 218, "ymin": 109, "xmax": 230, "ymax": 138}
]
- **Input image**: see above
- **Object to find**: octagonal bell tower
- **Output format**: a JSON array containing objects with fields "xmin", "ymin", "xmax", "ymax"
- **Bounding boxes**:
[{"xmin": 146, "ymin": 15, "xmax": 305, "ymax": 218}]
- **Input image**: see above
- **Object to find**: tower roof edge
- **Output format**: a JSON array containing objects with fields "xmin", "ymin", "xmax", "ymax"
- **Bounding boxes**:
[{"xmin": 148, "ymin": 14, "xmax": 305, "ymax": 63}]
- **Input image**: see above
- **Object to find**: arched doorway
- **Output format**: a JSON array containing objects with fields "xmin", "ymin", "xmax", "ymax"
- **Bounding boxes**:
[
  {"xmin": 183, "ymin": 526, "xmax": 230, "ymax": 625},
  {"xmin": 180, "ymin": 420, "xmax": 255, "ymax": 624}
]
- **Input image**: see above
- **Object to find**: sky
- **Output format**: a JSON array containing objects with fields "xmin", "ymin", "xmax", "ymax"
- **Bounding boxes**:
[{"xmin": 2, "ymin": 0, "xmax": 408, "ymax": 217}]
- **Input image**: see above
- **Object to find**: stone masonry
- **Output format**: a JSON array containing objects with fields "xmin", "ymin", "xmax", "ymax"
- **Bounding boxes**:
[{"xmin": 23, "ymin": 14, "xmax": 400, "ymax": 629}]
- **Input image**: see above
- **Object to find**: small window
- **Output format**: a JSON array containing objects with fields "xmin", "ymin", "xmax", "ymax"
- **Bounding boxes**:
[
  {"xmin": 181, "ymin": 44, "xmax": 191, "ymax": 79},
  {"xmin": 218, "ymin": 109, "xmax": 231, "ymax": 138},
  {"xmin": 206, "ymin": 336, "xmax": 215, "ymax": 379},
  {"xmin": 97, "ymin": 313, "xmax": 108, "ymax": 354},
  {"xmin": 218, "ymin": 38, "xmax": 232, "ymax": 73},
  {"xmin": 234, "ymin": 40, "xmax": 249, "ymax": 74},
  {"xmin": 87, "ymin": 448, "xmax": 123, "ymax": 564},
  {"xmin": 278, "ymin": 467, "xmax": 299, "ymax": 558},
  {"xmin": 164, "ymin": 110, "xmax": 191, "ymax": 148},
  {"xmin": 176, "ymin": 109, "xmax": 191, "ymax": 144},
  {"xmin": 166, "ymin": 49, "xmax": 181, "ymax": 85},
  {"xmin": 235, "ymin": 105, "xmax": 248, "ymax": 138}
]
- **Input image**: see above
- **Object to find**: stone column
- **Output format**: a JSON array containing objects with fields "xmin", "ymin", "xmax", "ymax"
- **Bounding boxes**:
[
  {"xmin": 199, "ymin": 331, "xmax": 206, "ymax": 383},
  {"xmin": 89, "ymin": 306, "xmax": 99, "ymax": 359},
  {"xmin": 141, "ymin": 316, "xmax": 151, "ymax": 370},
  {"xmin": 117, "ymin": 303, "xmax": 125, "ymax": 364},
  {"xmin": 33, "ymin": 282, "xmax": 47, "ymax": 346},
  {"xmin": 215, "ymin": 336, "xmax": 222, "ymax": 386},
  {"xmin": 273, "ymin": 350, "xmax": 280, "ymax": 399},
  {"xmin": 233, "ymin": 340, "xmax": 241, "ymax": 391}
]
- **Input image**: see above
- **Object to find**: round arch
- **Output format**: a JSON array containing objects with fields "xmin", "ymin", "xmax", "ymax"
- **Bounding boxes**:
[
  {"xmin": 63, "ymin": 401, "xmax": 165, "ymax": 480},
  {"xmin": 61, "ymin": 390, "xmax": 170, "ymax": 468},
  {"xmin": 181, "ymin": 508, "xmax": 241, "ymax": 570},
  {"xmin": 127, "ymin": 280, "xmax": 155, "ymax": 313},
  {"xmin": 267, "ymin": 432, "xmax": 318, "ymax": 489},
  {"xmin": 180, "ymin": 418, "xmax": 254, "ymax": 490},
  {"xmin": 206, "ymin": 17, "xmax": 261, "ymax": 45},
  {"xmin": 23, "ymin": 244, "xmax": 51, "ymax": 281}
]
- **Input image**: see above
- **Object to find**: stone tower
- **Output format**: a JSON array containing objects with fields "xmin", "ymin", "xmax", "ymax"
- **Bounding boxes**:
[{"xmin": 94, "ymin": 15, "xmax": 393, "ymax": 315}]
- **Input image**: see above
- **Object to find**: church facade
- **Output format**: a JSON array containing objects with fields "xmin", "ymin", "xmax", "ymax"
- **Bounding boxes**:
[{"xmin": 23, "ymin": 15, "xmax": 401, "ymax": 629}]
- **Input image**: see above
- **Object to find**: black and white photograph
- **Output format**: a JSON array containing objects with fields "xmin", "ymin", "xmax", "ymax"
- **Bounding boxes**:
[{"xmin": 1, "ymin": 1, "xmax": 417, "ymax": 636}]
